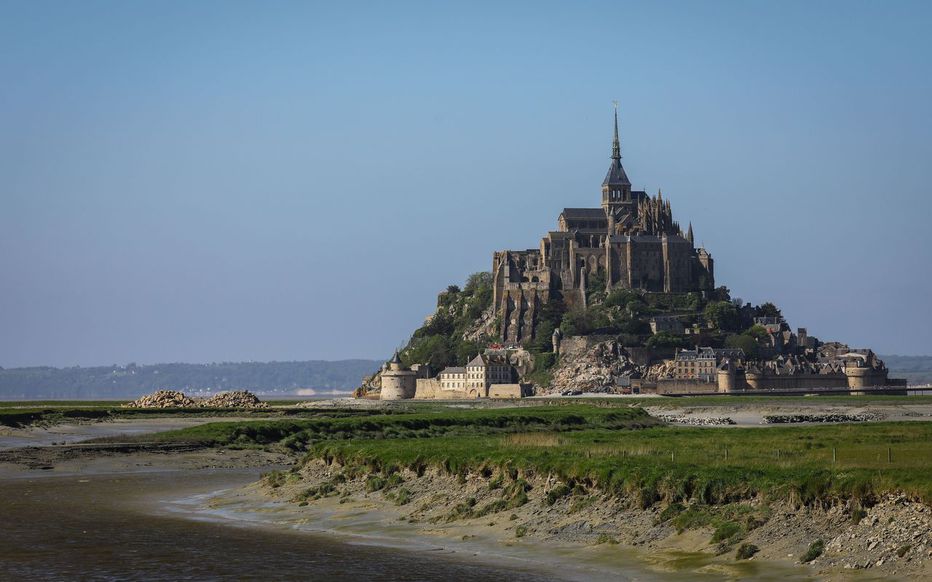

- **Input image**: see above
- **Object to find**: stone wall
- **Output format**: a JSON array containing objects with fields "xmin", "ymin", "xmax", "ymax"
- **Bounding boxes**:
[
  {"xmin": 488, "ymin": 383, "xmax": 524, "ymax": 399},
  {"xmin": 745, "ymin": 373, "xmax": 848, "ymax": 391},
  {"xmin": 651, "ymin": 379, "xmax": 717, "ymax": 394},
  {"xmin": 414, "ymin": 378, "xmax": 439, "ymax": 399}
]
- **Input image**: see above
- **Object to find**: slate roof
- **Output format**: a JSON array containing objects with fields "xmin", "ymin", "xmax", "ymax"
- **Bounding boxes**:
[
  {"xmin": 602, "ymin": 159, "xmax": 631, "ymax": 187},
  {"xmin": 561, "ymin": 208, "xmax": 607, "ymax": 220},
  {"xmin": 466, "ymin": 354, "xmax": 486, "ymax": 367},
  {"xmin": 440, "ymin": 366, "xmax": 466, "ymax": 375}
]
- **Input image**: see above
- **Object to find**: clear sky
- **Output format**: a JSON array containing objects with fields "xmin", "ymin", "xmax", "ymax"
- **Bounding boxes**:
[{"xmin": 2, "ymin": 0, "xmax": 930, "ymax": 367}]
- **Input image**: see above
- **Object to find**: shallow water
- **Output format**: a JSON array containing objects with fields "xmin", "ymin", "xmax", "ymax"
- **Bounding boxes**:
[
  {"xmin": 0, "ymin": 418, "xmax": 228, "ymax": 450},
  {"xmin": 0, "ymin": 471, "xmax": 573, "ymax": 581}
]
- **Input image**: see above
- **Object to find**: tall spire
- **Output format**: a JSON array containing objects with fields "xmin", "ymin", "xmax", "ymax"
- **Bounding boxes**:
[
  {"xmin": 602, "ymin": 102, "xmax": 631, "ymax": 189},
  {"xmin": 611, "ymin": 100, "xmax": 621, "ymax": 160},
  {"xmin": 687, "ymin": 222, "xmax": 694, "ymax": 245}
]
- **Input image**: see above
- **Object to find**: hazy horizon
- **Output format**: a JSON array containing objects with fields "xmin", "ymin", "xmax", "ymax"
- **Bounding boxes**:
[{"xmin": 3, "ymin": 1, "xmax": 931, "ymax": 368}]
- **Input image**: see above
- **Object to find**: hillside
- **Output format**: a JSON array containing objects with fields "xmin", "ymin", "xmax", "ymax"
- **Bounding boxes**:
[
  {"xmin": 0, "ymin": 359, "xmax": 382, "ymax": 400},
  {"xmin": 882, "ymin": 355, "xmax": 932, "ymax": 386}
]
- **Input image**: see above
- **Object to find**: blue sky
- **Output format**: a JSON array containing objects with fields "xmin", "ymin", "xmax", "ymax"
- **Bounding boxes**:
[{"xmin": 1, "ymin": 0, "xmax": 930, "ymax": 367}]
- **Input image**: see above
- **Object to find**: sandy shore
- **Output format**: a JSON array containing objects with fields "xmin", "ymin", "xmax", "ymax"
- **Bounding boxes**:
[
  {"xmin": 4, "ymin": 406, "xmax": 932, "ymax": 580},
  {"xmin": 245, "ymin": 457, "xmax": 932, "ymax": 581}
]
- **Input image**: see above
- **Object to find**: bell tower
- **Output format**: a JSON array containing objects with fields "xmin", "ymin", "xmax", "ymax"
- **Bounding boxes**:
[{"xmin": 601, "ymin": 102, "xmax": 633, "ymax": 221}]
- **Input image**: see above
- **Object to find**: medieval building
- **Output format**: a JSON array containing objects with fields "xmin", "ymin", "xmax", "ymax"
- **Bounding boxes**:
[{"xmin": 492, "ymin": 108, "xmax": 715, "ymax": 344}]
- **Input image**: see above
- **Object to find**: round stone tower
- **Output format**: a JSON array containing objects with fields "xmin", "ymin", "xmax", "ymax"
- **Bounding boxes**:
[
  {"xmin": 717, "ymin": 358, "xmax": 737, "ymax": 393},
  {"xmin": 380, "ymin": 351, "xmax": 416, "ymax": 400}
]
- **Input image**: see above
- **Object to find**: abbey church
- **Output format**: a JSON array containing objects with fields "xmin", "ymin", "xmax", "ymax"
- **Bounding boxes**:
[{"xmin": 492, "ymin": 109, "xmax": 715, "ymax": 343}]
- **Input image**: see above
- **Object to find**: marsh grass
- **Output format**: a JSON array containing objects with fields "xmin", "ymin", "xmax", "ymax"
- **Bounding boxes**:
[
  {"xmin": 152, "ymin": 404, "xmax": 932, "ymax": 512},
  {"xmin": 504, "ymin": 433, "xmax": 566, "ymax": 447}
]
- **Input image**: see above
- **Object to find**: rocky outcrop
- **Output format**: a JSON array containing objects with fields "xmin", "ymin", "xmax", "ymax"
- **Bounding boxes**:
[{"xmin": 548, "ymin": 337, "xmax": 638, "ymax": 393}]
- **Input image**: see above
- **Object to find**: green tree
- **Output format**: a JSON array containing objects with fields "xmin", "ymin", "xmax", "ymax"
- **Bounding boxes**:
[
  {"xmin": 463, "ymin": 272, "xmax": 492, "ymax": 296},
  {"xmin": 704, "ymin": 301, "xmax": 740, "ymax": 331},
  {"xmin": 746, "ymin": 324, "xmax": 769, "ymax": 341},
  {"xmin": 645, "ymin": 332, "xmax": 689, "ymax": 350},
  {"xmin": 725, "ymin": 334, "xmax": 761, "ymax": 359},
  {"xmin": 454, "ymin": 339, "xmax": 481, "ymax": 366},
  {"xmin": 586, "ymin": 270, "xmax": 607, "ymax": 304},
  {"xmin": 755, "ymin": 302, "xmax": 782, "ymax": 319},
  {"xmin": 604, "ymin": 289, "xmax": 641, "ymax": 309}
]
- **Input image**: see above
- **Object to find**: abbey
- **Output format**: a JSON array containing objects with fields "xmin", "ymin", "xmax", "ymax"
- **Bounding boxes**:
[{"xmin": 492, "ymin": 108, "xmax": 714, "ymax": 343}]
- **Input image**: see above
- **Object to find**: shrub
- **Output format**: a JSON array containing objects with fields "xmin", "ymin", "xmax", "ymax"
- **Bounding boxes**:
[
  {"xmin": 711, "ymin": 521, "xmax": 742, "ymax": 544},
  {"xmin": 658, "ymin": 502, "xmax": 685, "ymax": 523},
  {"xmin": 736, "ymin": 543, "xmax": 759, "ymax": 560},
  {"xmin": 850, "ymin": 508, "xmax": 868, "ymax": 525},
  {"xmin": 515, "ymin": 525, "xmax": 528, "ymax": 538},
  {"xmin": 365, "ymin": 475, "xmax": 387, "ymax": 492},
  {"xmin": 391, "ymin": 488, "xmax": 413, "ymax": 506},
  {"xmin": 800, "ymin": 539, "xmax": 824, "ymax": 563},
  {"xmin": 897, "ymin": 544, "xmax": 911, "ymax": 558},
  {"xmin": 546, "ymin": 483, "xmax": 572, "ymax": 506}
]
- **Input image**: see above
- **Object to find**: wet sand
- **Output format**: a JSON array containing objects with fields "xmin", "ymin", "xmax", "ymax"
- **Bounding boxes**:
[
  {"xmin": 0, "ymin": 420, "xmax": 576, "ymax": 581},
  {"xmin": 0, "ymin": 470, "xmax": 562, "ymax": 581},
  {"xmin": 0, "ymin": 417, "xmax": 241, "ymax": 450}
]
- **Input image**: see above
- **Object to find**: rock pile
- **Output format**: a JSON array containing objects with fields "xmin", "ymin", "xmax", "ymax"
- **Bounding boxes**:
[
  {"xmin": 125, "ymin": 390, "xmax": 199, "ymax": 408},
  {"xmin": 654, "ymin": 413, "xmax": 736, "ymax": 426},
  {"xmin": 763, "ymin": 412, "xmax": 881, "ymax": 424},
  {"xmin": 201, "ymin": 391, "xmax": 269, "ymax": 409},
  {"xmin": 643, "ymin": 360, "xmax": 676, "ymax": 381},
  {"xmin": 819, "ymin": 495, "xmax": 932, "ymax": 573},
  {"xmin": 549, "ymin": 339, "xmax": 638, "ymax": 393},
  {"xmin": 124, "ymin": 389, "xmax": 268, "ymax": 409}
]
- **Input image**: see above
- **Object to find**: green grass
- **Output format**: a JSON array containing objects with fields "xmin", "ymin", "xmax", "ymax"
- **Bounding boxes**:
[
  {"xmin": 304, "ymin": 421, "xmax": 932, "ymax": 503},
  {"xmin": 149, "ymin": 405, "xmax": 659, "ymax": 447},
  {"xmin": 140, "ymin": 403, "xmax": 932, "ymax": 512},
  {"xmin": 145, "ymin": 404, "xmax": 932, "ymax": 507}
]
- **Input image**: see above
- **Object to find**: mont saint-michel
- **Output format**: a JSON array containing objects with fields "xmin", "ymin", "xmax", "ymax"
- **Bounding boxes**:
[
  {"xmin": 5, "ymin": 3, "xmax": 932, "ymax": 581},
  {"xmin": 357, "ymin": 110, "xmax": 904, "ymax": 402}
]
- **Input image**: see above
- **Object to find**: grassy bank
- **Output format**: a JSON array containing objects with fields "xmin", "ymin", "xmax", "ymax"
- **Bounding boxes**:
[
  {"xmin": 147, "ymin": 403, "xmax": 932, "ymax": 509},
  {"xmin": 309, "ymin": 422, "xmax": 932, "ymax": 506},
  {"xmin": 149, "ymin": 405, "xmax": 659, "ymax": 446}
]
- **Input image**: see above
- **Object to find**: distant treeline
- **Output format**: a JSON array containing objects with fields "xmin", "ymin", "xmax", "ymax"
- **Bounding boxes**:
[
  {"xmin": 0, "ymin": 360, "xmax": 383, "ymax": 400},
  {"xmin": 882, "ymin": 355, "xmax": 932, "ymax": 386}
]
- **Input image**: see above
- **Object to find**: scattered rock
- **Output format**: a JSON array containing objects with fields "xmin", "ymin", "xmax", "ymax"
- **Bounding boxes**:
[
  {"xmin": 124, "ymin": 389, "xmax": 268, "ymax": 409},
  {"xmin": 200, "ymin": 391, "xmax": 269, "ymax": 409},
  {"xmin": 762, "ymin": 413, "xmax": 881, "ymax": 424},
  {"xmin": 653, "ymin": 413, "xmax": 736, "ymax": 426},
  {"xmin": 124, "ymin": 390, "xmax": 199, "ymax": 408}
]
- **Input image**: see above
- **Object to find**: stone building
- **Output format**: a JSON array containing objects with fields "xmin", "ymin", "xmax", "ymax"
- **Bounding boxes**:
[
  {"xmin": 714, "ymin": 350, "xmax": 902, "ymax": 393},
  {"xmin": 674, "ymin": 347, "xmax": 745, "ymax": 382},
  {"xmin": 379, "ymin": 351, "xmax": 416, "ymax": 400},
  {"xmin": 436, "ymin": 353, "xmax": 516, "ymax": 398},
  {"xmin": 492, "ymin": 107, "xmax": 714, "ymax": 344}
]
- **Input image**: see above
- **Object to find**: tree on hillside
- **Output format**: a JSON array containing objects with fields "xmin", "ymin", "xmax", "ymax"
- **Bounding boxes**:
[
  {"xmin": 645, "ymin": 332, "xmax": 689, "ymax": 350},
  {"xmin": 704, "ymin": 301, "xmax": 741, "ymax": 332},
  {"xmin": 755, "ymin": 302, "xmax": 782, "ymax": 319},
  {"xmin": 725, "ymin": 333, "xmax": 761, "ymax": 360}
]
